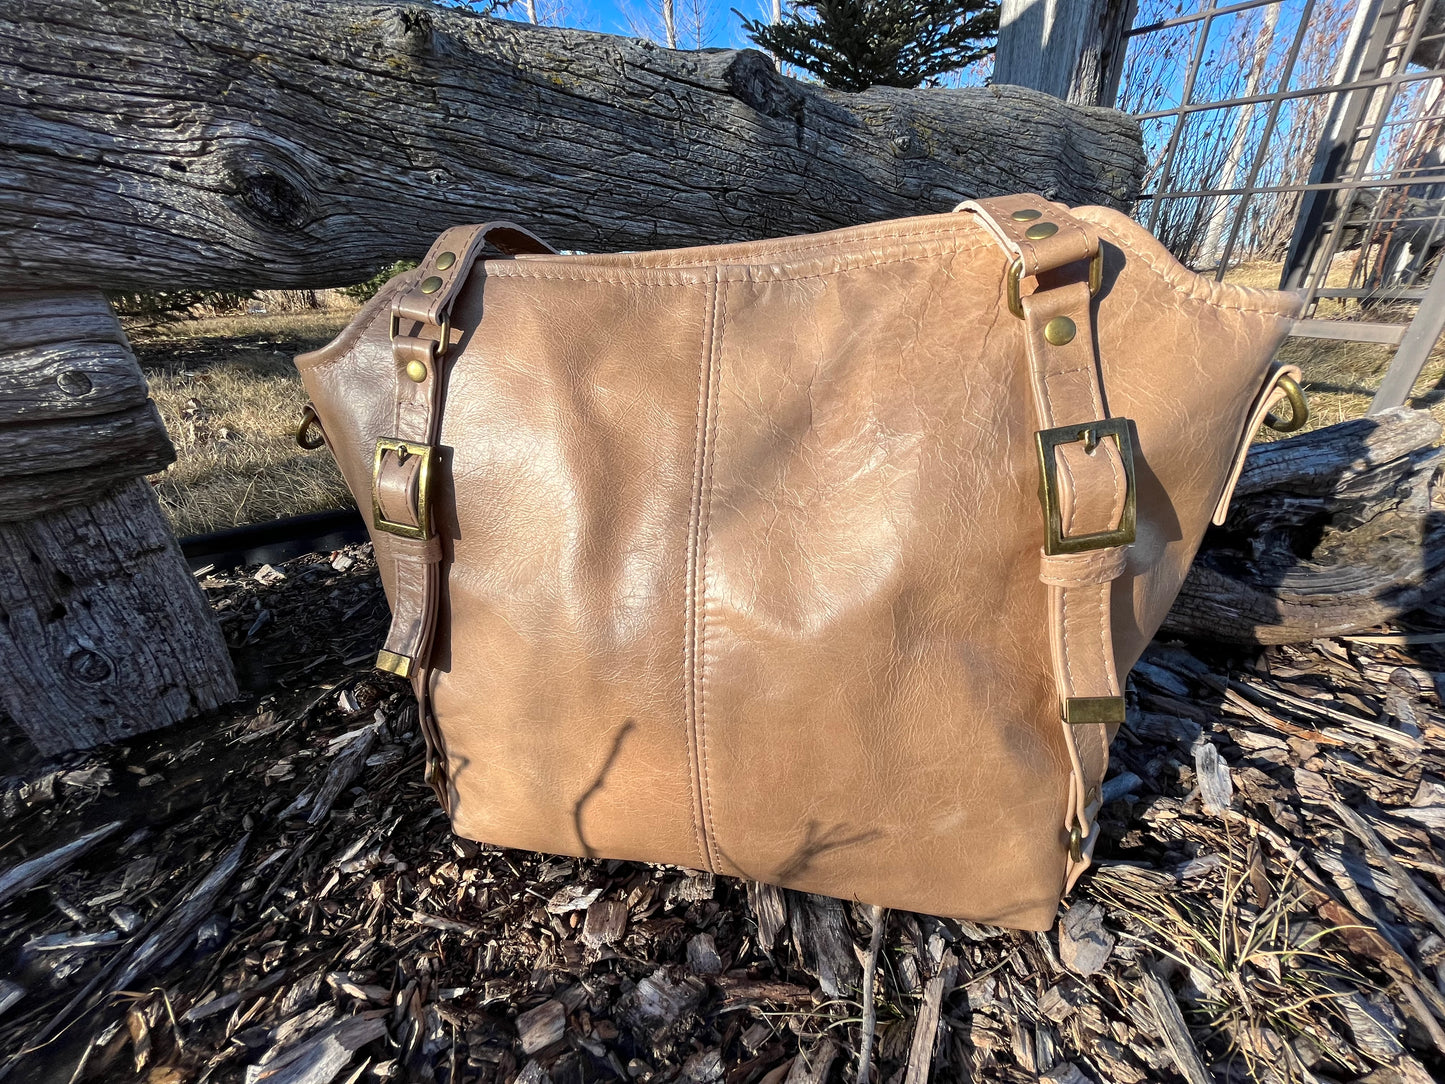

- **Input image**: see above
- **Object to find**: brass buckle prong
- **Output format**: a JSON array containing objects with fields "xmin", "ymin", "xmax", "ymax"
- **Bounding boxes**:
[
  {"xmin": 1036, "ymin": 417, "xmax": 1137, "ymax": 555},
  {"xmin": 1007, "ymin": 248, "xmax": 1104, "ymax": 320},
  {"xmin": 371, "ymin": 437, "xmax": 437, "ymax": 540}
]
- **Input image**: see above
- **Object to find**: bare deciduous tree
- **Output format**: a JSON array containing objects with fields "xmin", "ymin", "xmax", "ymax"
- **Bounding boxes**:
[
  {"xmin": 624, "ymin": 0, "xmax": 680, "ymax": 47},
  {"xmin": 1119, "ymin": 0, "xmax": 1356, "ymax": 268}
]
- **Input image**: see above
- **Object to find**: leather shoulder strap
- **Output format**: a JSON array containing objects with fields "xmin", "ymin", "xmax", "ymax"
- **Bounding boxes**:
[
  {"xmin": 371, "ymin": 221, "xmax": 557, "ymax": 805},
  {"xmin": 955, "ymin": 194, "xmax": 1133, "ymax": 892}
]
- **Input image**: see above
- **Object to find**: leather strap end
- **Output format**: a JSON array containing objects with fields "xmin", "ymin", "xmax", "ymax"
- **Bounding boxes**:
[
  {"xmin": 377, "ymin": 649, "xmax": 414, "ymax": 678},
  {"xmin": 955, "ymin": 194, "xmax": 1099, "ymax": 280},
  {"xmin": 393, "ymin": 221, "xmax": 558, "ymax": 329},
  {"xmin": 1212, "ymin": 364, "xmax": 1304, "ymax": 525}
]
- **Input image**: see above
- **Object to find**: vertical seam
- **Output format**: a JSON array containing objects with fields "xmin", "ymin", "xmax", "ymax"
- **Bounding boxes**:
[
  {"xmin": 695, "ymin": 277, "xmax": 729, "ymax": 874},
  {"xmin": 683, "ymin": 274, "xmax": 720, "ymax": 872}
]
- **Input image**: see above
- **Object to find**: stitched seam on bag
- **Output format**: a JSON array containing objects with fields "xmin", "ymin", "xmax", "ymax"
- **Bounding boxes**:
[
  {"xmin": 683, "ymin": 275, "xmax": 720, "ymax": 873},
  {"xmin": 483, "ymin": 244, "xmax": 994, "ymax": 287},
  {"xmin": 580, "ymin": 225, "xmax": 981, "ymax": 269},
  {"xmin": 1086, "ymin": 226, "xmax": 1299, "ymax": 316},
  {"xmin": 1060, "ymin": 587, "xmax": 1077, "ymax": 700},
  {"xmin": 695, "ymin": 278, "xmax": 729, "ymax": 875},
  {"xmin": 1098, "ymin": 581, "xmax": 1118, "ymax": 693},
  {"xmin": 497, "ymin": 224, "xmax": 984, "ymax": 273}
]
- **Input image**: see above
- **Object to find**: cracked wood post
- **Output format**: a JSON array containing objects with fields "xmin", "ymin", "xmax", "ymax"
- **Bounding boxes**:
[{"xmin": 0, "ymin": 291, "xmax": 237, "ymax": 754}]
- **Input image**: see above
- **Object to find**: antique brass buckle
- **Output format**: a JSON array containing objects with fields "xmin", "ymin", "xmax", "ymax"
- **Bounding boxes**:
[
  {"xmin": 1036, "ymin": 418, "xmax": 1137, "ymax": 555},
  {"xmin": 1007, "ymin": 248, "xmax": 1103, "ymax": 319},
  {"xmin": 371, "ymin": 438, "xmax": 436, "ymax": 540}
]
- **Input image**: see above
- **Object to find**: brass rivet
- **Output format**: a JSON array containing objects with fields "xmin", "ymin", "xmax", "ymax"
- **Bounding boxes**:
[
  {"xmin": 1025, "ymin": 221, "xmax": 1059, "ymax": 240},
  {"xmin": 435, "ymin": 251, "xmax": 456, "ymax": 271},
  {"xmin": 420, "ymin": 275, "xmax": 443, "ymax": 294},
  {"xmin": 1044, "ymin": 316, "xmax": 1076, "ymax": 345},
  {"xmin": 405, "ymin": 359, "xmax": 428, "ymax": 383},
  {"xmin": 1011, "ymin": 208, "xmax": 1042, "ymax": 221}
]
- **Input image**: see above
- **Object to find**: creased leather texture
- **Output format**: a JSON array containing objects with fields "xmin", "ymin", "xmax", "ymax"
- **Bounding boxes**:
[{"xmin": 297, "ymin": 200, "xmax": 1301, "ymax": 931}]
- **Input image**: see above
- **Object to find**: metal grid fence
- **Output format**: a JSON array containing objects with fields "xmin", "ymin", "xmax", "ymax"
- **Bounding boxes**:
[{"xmin": 1115, "ymin": 0, "xmax": 1445, "ymax": 409}]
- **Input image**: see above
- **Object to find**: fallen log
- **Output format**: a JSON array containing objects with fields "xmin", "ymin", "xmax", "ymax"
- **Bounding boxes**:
[
  {"xmin": 0, "ymin": 0, "xmax": 1144, "ymax": 292},
  {"xmin": 1166, "ymin": 407, "xmax": 1445, "ymax": 645}
]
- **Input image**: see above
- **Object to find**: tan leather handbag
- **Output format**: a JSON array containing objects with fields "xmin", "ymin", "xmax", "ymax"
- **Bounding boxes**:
[{"xmin": 296, "ymin": 195, "xmax": 1305, "ymax": 931}]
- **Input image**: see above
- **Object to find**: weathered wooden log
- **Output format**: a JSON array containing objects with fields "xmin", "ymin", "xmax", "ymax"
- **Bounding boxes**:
[
  {"xmin": 0, "ymin": 478, "xmax": 238, "ymax": 754},
  {"xmin": 0, "ymin": 0, "xmax": 1145, "ymax": 292},
  {"xmin": 0, "ymin": 340, "xmax": 151, "ymax": 422},
  {"xmin": 0, "ymin": 288, "xmax": 233, "ymax": 754},
  {"xmin": 1166, "ymin": 408, "xmax": 1445, "ymax": 645},
  {"xmin": 0, "ymin": 292, "xmax": 128, "ymax": 349},
  {"xmin": 0, "ymin": 290, "xmax": 175, "ymax": 521},
  {"xmin": 0, "ymin": 402, "xmax": 171, "ymax": 475},
  {"xmin": 1, "ymin": 455, "xmax": 177, "ymax": 524}
]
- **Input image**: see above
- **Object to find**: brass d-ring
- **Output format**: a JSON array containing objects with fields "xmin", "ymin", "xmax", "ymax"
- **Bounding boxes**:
[
  {"xmin": 296, "ymin": 403, "xmax": 328, "ymax": 450},
  {"xmin": 1265, "ymin": 374, "xmax": 1309, "ymax": 432}
]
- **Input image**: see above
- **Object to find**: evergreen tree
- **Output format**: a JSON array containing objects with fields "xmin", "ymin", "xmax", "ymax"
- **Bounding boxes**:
[{"xmin": 739, "ymin": 0, "xmax": 998, "ymax": 91}]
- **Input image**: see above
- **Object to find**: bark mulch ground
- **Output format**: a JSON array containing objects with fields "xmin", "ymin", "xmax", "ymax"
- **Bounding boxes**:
[{"xmin": 1, "ymin": 544, "xmax": 1443, "ymax": 1084}]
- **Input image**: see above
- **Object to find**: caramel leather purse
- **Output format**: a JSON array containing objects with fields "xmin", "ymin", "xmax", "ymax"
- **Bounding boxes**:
[{"xmin": 297, "ymin": 195, "xmax": 1304, "ymax": 930}]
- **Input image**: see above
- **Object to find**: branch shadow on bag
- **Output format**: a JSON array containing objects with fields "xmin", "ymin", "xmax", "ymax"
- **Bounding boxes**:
[{"xmin": 571, "ymin": 718, "xmax": 637, "ymax": 860}]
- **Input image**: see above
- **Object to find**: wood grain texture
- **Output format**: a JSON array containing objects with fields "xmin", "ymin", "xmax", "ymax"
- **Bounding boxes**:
[
  {"xmin": 0, "ymin": 478, "xmax": 237, "ymax": 754},
  {"xmin": 0, "ymin": 341, "xmax": 151, "ymax": 422},
  {"xmin": 0, "ymin": 290, "xmax": 174, "ymax": 514},
  {"xmin": 1167, "ymin": 409, "xmax": 1445, "ymax": 644},
  {"xmin": 996, "ymin": 0, "xmax": 1137, "ymax": 106},
  {"xmin": 0, "ymin": 453, "xmax": 175, "ymax": 523},
  {"xmin": 0, "ymin": 401, "xmax": 174, "ymax": 475},
  {"xmin": 0, "ymin": 291, "xmax": 128, "ymax": 353},
  {"xmin": 0, "ymin": 0, "xmax": 1145, "ymax": 291}
]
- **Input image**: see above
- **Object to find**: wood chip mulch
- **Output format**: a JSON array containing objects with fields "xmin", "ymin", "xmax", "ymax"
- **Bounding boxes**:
[{"xmin": 1, "ymin": 544, "xmax": 1443, "ymax": 1084}]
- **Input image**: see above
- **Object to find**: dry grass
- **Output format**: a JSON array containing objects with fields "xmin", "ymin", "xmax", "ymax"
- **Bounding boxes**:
[
  {"xmin": 1223, "ymin": 256, "xmax": 1445, "ymax": 435},
  {"xmin": 1090, "ymin": 849, "xmax": 1367, "ymax": 1083},
  {"xmin": 132, "ymin": 310, "xmax": 357, "ymax": 537}
]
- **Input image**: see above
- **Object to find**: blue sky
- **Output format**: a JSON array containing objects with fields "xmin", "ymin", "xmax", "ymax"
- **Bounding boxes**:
[
  {"xmin": 482, "ymin": 0, "xmax": 780, "ymax": 50},
  {"xmin": 471, "ymin": 1, "xmax": 995, "ymax": 85}
]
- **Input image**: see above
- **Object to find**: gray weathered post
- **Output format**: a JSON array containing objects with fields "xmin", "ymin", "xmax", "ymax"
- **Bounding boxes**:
[
  {"xmin": 0, "ymin": 291, "xmax": 237, "ymax": 754},
  {"xmin": 994, "ymin": 0, "xmax": 1139, "ymax": 106}
]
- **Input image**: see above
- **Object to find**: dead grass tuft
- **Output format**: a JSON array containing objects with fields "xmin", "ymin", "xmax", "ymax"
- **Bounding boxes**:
[
  {"xmin": 132, "ymin": 311, "xmax": 357, "ymax": 537},
  {"xmin": 1090, "ymin": 841, "xmax": 1374, "ymax": 1082}
]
